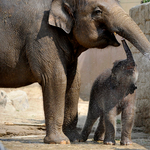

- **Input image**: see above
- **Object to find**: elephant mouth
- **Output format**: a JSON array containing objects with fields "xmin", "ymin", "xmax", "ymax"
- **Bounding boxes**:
[
  {"xmin": 110, "ymin": 32, "xmax": 120, "ymax": 47},
  {"xmin": 97, "ymin": 29, "xmax": 120, "ymax": 49},
  {"xmin": 104, "ymin": 30, "xmax": 120, "ymax": 47}
]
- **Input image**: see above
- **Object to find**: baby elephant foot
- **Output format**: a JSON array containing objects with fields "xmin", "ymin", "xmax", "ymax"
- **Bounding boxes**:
[
  {"xmin": 104, "ymin": 139, "xmax": 116, "ymax": 145},
  {"xmin": 79, "ymin": 130, "xmax": 89, "ymax": 142},
  {"xmin": 44, "ymin": 132, "xmax": 70, "ymax": 144},
  {"xmin": 79, "ymin": 134, "xmax": 88, "ymax": 142},
  {"xmin": 120, "ymin": 138, "xmax": 132, "ymax": 145},
  {"xmin": 94, "ymin": 134, "xmax": 104, "ymax": 141},
  {"xmin": 64, "ymin": 128, "xmax": 80, "ymax": 142}
]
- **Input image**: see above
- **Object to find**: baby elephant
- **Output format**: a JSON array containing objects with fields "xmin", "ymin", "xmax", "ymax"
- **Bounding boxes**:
[{"xmin": 80, "ymin": 39, "xmax": 138, "ymax": 145}]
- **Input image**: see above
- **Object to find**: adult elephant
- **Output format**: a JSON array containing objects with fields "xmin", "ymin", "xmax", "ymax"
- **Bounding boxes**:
[{"xmin": 0, "ymin": 0, "xmax": 150, "ymax": 144}]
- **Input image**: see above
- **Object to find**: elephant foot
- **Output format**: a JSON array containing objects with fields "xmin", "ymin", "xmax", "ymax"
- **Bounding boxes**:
[
  {"xmin": 79, "ymin": 134, "xmax": 88, "ymax": 142},
  {"xmin": 79, "ymin": 139, "xmax": 85, "ymax": 142},
  {"xmin": 104, "ymin": 139, "xmax": 115, "ymax": 145},
  {"xmin": 94, "ymin": 134, "xmax": 104, "ymax": 141},
  {"xmin": 44, "ymin": 132, "xmax": 70, "ymax": 144},
  {"xmin": 79, "ymin": 137, "xmax": 87, "ymax": 142},
  {"xmin": 64, "ymin": 128, "xmax": 80, "ymax": 142},
  {"xmin": 120, "ymin": 138, "xmax": 132, "ymax": 145},
  {"xmin": 79, "ymin": 131, "xmax": 89, "ymax": 142}
]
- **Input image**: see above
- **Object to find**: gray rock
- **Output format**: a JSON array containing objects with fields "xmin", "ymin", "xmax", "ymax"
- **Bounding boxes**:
[
  {"xmin": 0, "ymin": 142, "xmax": 7, "ymax": 150},
  {"xmin": 0, "ymin": 90, "xmax": 7, "ymax": 108},
  {"xmin": 8, "ymin": 90, "xmax": 29, "ymax": 111}
]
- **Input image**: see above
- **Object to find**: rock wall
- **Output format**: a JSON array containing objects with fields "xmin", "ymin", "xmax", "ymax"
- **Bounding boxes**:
[{"xmin": 129, "ymin": 2, "xmax": 150, "ymax": 132}]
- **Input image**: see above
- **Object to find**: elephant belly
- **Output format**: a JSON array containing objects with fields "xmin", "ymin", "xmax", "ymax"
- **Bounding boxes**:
[{"xmin": 0, "ymin": 61, "xmax": 36, "ymax": 88}]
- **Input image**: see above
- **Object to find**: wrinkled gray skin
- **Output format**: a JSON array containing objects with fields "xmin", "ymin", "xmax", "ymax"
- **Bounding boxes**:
[
  {"xmin": 80, "ymin": 40, "xmax": 138, "ymax": 145},
  {"xmin": 0, "ymin": 0, "xmax": 149, "ymax": 144}
]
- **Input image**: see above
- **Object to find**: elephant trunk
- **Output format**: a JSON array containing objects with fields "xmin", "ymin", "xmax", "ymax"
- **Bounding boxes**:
[
  {"xmin": 110, "ymin": 5, "xmax": 150, "ymax": 60},
  {"xmin": 122, "ymin": 39, "xmax": 135, "ymax": 67}
]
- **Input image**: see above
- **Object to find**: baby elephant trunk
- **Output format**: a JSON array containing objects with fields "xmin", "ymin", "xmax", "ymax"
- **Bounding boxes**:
[{"xmin": 122, "ymin": 39, "xmax": 135, "ymax": 67}]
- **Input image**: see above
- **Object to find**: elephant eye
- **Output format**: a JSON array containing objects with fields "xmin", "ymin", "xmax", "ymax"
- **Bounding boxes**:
[
  {"xmin": 93, "ymin": 7, "xmax": 102, "ymax": 15},
  {"xmin": 92, "ymin": 7, "xmax": 102, "ymax": 19}
]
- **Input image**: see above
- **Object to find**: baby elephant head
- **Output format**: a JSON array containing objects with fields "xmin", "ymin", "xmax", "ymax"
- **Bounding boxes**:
[{"xmin": 111, "ymin": 39, "xmax": 138, "ymax": 89}]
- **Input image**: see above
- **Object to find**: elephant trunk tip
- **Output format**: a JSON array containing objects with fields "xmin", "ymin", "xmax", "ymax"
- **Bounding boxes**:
[
  {"xmin": 121, "ymin": 39, "xmax": 150, "ymax": 61},
  {"xmin": 121, "ymin": 39, "xmax": 135, "ymax": 65}
]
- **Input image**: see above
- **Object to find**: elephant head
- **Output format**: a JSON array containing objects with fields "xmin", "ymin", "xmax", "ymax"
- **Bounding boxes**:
[
  {"xmin": 111, "ymin": 39, "xmax": 138, "ymax": 89},
  {"xmin": 49, "ymin": 0, "xmax": 150, "ymax": 59}
]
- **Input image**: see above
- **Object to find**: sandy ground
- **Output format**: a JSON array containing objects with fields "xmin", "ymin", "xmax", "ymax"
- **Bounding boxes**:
[{"xmin": 0, "ymin": 83, "xmax": 150, "ymax": 150}]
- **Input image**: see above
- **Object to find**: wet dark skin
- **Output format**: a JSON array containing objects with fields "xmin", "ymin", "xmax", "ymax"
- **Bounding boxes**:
[
  {"xmin": 80, "ymin": 40, "xmax": 138, "ymax": 145},
  {"xmin": 0, "ymin": 0, "xmax": 149, "ymax": 144}
]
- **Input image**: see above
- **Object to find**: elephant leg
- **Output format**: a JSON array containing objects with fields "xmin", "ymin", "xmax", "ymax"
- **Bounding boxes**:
[
  {"xmin": 63, "ymin": 62, "xmax": 80, "ymax": 142},
  {"xmin": 41, "ymin": 67, "xmax": 70, "ymax": 144},
  {"xmin": 80, "ymin": 103, "xmax": 100, "ymax": 142},
  {"xmin": 94, "ymin": 114, "xmax": 105, "ymax": 141},
  {"xmin": 104, "ymin": 108, "xmax": 117, "ymax": 145},
  {"xmin": 120, "ymin": 97, "xmax": 135, "ymax": 145}
]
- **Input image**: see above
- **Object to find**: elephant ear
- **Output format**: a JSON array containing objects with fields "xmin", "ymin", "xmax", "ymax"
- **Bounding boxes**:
[
  {"xmin": 110, "ymin": 61, "xmax": 120, "ymax": 89},
  {"xmin": 49, "ymin": 0, "xmax": 74, "ymax": 34},
  {"xmin": 110, "ymin": 74, "xmax": 119, "ymax": 89}
]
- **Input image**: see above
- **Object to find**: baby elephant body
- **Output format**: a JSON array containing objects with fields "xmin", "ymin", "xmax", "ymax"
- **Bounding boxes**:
[{"xmin": 80, "ymin": 40, "xmax": 138, "ymax": 145}]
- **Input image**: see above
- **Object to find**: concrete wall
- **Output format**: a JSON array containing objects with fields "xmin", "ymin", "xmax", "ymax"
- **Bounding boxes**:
[{"xmin": 129, "ymin": 2, "xmax": 150, "ymax": 132}]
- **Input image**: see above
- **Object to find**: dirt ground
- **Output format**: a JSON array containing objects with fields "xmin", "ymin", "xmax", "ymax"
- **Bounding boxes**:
[{"xmin": 0, "ymin": 83, "xmax": 150, "ymax": 150}]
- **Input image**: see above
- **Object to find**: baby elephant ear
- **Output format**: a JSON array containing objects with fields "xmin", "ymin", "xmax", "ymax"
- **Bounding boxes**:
[
  {"xmin": 110, "ymin": 73, "xmax": 119, "ymax": 89},
  {"xmin": 49, "ymin": 0, "xmax": 74, "ymax": 34}
]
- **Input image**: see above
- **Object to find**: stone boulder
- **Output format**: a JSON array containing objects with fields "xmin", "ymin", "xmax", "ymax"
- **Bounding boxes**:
[
  {"xmin": 0, "ymin": 90, "xmax": 7, "ymax": 108},
  {"xmin": 7, "ymin": 90, "xmax": 29, "ymax": 111},
  {"xmin": 0, "ymin": 141, "xmax": 7, "ymax": 150}
]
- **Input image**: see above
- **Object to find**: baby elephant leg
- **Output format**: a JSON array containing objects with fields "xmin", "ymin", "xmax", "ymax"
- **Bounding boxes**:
[
  {"xmin": 121, "ymin": 106, "xmax": 135, "ymax": 145},
  {"xmin": 120, "ymin": 94, "xmax": 135, "ymax": 145},
  {"xmin": 80, "ymin": 106, "xmax": 100, "ymax": 142},
  {"xmin": 94, "ymin": 115, "xmax": 105, "ymax": 141},
  {"xmin": 104, "ymin": 108, "xmax": 117, "ymax": 145}
]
